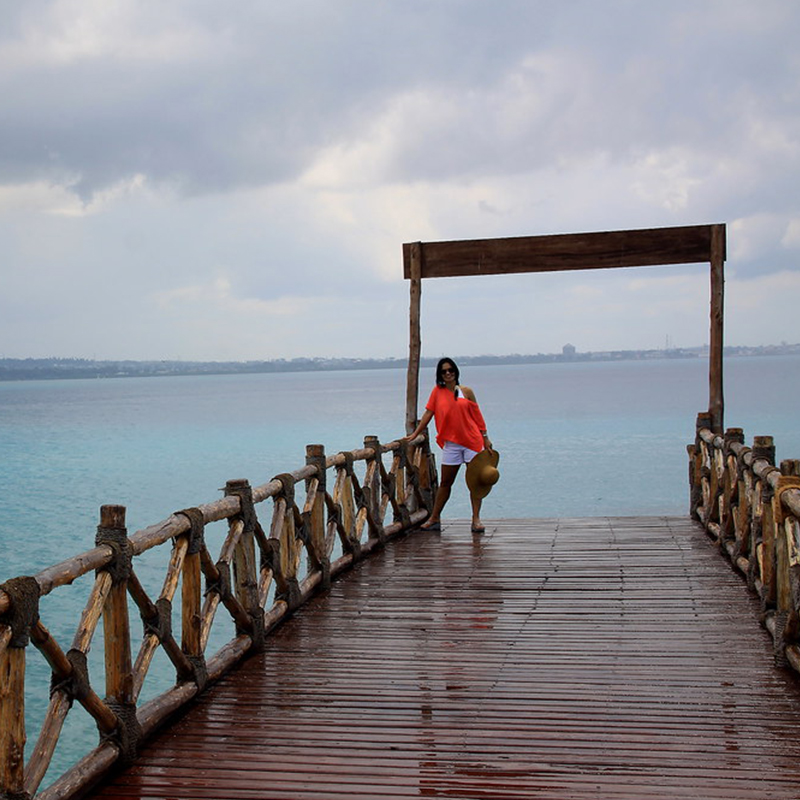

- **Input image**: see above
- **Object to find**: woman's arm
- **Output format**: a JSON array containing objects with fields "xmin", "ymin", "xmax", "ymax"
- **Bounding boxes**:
[{"xmin": 406, "ymin": 407, "xmax": 434, "ymax": 441}]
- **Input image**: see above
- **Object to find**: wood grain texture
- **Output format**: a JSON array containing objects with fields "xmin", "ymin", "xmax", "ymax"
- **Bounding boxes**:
[
  {"xmin": 91, "ymin": 517, "xmax": 800, "ymax": 800},
  {"xmin": 403, "ymin": 224, "xmax": 725, "ymax": 279}
]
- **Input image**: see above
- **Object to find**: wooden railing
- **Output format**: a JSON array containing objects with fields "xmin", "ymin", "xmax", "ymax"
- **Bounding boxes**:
[
  {"xmin": 689, "ymin": 412, "xmax": 800, "ymax": 671},
  {"xmin": 0, "ymin": 435, "xmax": 436, "ymax": 800}
]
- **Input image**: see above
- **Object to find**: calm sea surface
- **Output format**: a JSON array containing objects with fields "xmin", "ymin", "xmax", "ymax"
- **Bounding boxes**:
[{"xmin": 1, "ymin": 355, "xmax": 798, "ymax": 785}]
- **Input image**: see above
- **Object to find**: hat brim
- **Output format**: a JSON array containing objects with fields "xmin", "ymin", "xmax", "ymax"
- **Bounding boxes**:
[{"xmin": 466, "ymin": 448, "xmax": 500, "ymax": 500}]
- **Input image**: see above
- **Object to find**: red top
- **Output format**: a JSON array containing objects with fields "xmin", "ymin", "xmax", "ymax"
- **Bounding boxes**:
[{"xmin": 425, "ymin": 385, "xmax": 487, "ymax": 453}]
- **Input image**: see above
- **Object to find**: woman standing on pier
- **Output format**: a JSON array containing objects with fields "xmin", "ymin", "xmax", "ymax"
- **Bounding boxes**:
[{"xmin": 406, "ymin": 357, "xmax": 496, "ymax": 533}]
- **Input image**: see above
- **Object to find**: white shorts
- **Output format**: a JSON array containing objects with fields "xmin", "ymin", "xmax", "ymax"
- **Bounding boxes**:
[{"xmin": 441, "ymin": 440, "xmax": 479, "ymax": 466}]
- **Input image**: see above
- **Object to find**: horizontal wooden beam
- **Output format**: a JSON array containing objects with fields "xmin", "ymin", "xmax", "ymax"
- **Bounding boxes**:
[{"xmin": 403, "ymin": 224, "xmax": 726, "ymax": 279}]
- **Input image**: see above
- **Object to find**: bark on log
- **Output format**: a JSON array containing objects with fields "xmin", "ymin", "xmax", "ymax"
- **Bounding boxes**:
[
  {"xmin": 34, "ymin": 743, "xmax": 119, "ymax": 800},
  {"xmin": 0, "ymin": 645, "xmax": 25, "ymax": 795},
  {"xmin": 25, "ymin": 691, "xmax": 71, "ymax": 796},
  {"xmin": 72, "ymin": 572, "xmax": 112, "ymax": 652}
]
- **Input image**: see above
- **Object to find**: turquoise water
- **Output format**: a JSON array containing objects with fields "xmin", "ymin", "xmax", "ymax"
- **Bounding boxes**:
[
  {"xmin": 2, "ymin": 356, "xmax": 799, "ymax": 570},
  {"xmin": 1, "ymin": 355, "xmax": 798, "ymax": 788}
]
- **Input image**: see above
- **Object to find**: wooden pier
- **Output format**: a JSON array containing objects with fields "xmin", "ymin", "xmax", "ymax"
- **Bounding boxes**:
[
  {"xmin": 2, "ymin": 425, "xmax": 800, "ymax": 800},
  {"xmin": 90, "ymin": 517, "xmax": 800, "ymax": 800},
  {"xmin": 4, "ymin": 224, "xmax": 800, "ymax": 799}
]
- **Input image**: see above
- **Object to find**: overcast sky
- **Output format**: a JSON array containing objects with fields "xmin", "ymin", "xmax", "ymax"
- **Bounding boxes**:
[{"xmin": 1, "ymin": 0, "xmax": 798, "ymax": 361}]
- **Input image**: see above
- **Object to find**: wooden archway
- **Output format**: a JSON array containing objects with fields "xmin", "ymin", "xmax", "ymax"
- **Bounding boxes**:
[{"xmin": 403, "ymin": 223, "xmax": 726, "ymax": 434}]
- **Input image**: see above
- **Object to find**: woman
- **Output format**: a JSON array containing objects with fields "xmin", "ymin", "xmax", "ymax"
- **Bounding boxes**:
[{"xmin": 406, "ymin": 357, "xmax": 493, "ymax": 533}]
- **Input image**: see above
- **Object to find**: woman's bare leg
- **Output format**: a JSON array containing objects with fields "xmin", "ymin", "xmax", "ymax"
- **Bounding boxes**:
[
  {"xmin": 422, "ymin": 464, "xmax": 460, "ymax": 527},
  {"xmin": 470, "ymin": 494, "xmax": 484, "ymax": 532}
]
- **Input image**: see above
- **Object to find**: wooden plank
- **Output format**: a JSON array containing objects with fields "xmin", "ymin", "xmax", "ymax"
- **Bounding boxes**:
[
  {"xmin": 405, "ymin": 241, "xmax": 422, "ymax": 434},
  {"xmin": 90, "ymin": 517, "xmax": 800, "ymax": 800},
  {"xmin": 403, "ymin": 224, "xmax": 725, "ymax": 279}
]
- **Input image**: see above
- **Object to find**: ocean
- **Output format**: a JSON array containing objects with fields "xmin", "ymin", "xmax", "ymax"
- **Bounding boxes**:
[{"xmin": 1, "ymin": 354, "xmax": 799, "ymax": 787}]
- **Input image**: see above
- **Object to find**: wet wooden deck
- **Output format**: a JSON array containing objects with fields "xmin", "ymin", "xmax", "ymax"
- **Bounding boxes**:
[{"xmin": 91, "ymin": 518, "xmax": 800, "ymax": 799}]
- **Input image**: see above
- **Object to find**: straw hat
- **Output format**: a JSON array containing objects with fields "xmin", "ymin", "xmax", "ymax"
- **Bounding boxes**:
[{"xmin": 466, "ymin": 448, "xmax": 500, "ymax": 500}]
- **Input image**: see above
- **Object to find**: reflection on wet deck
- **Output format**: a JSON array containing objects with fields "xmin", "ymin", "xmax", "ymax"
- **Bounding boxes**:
[{"xmin": 91, "ymin": 518, "xmax": 800, "ymax": 799}]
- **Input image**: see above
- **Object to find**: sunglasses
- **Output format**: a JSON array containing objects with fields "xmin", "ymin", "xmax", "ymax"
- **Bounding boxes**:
[{"xmin": 442, "ymin": 368, "xmax": 456, "ymax": 374}]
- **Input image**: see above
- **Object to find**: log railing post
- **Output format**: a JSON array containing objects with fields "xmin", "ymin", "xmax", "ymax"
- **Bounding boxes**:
[
  {"xmin": 225, "ymin": 480, "xmax": 264, "ymax": 648},
  {"xmin": 391, "ymin": 442, "xmax": 412, "ymax": 530},
  {"xmin": 305, "ymin": 444, "xmax": 330, "ymax": 589},
  {"xmin": 0, "ymin": 576, "xmax": 39, "ymax": 798},
  {"xmin": 721, "ymin": 428, "xmax": 745, "ymax": 544},
  {"xmin": 690, "ymin": 412, "xmax": 712, "ymax": 519},
  {"xmin": 177, "ymin": 507, "xmax": 207, "ymax": 689},
  {"xmin": 336, "ymin": 453, "xmax": 361, "ymax": 560},
  {"xmin": 734, "ymin": 445, "xmax": 753, "ymax": 569},
  {"xmin": 773, "ymin": 460, "xmax": 800, "ymax": 667},
  {"xmin": 96, "ymin": 504, "xmax": 140, "ymax": 764},
  {"xmin": 752, "ymin": 437, "xmax": 777, "ymax": 609},
  {"xmin": 0, "ymin": 641, "xmax": 26, "ymax": 799},
  {"xmin": 271, "ymin": 474, "xmax": 302, "ymax": 610},
  {"xmin": 364, "ymin": 436, "xmax": 386, "ymax": 545}
]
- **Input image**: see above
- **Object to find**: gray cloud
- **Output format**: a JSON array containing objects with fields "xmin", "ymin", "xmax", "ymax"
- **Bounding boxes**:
[{"xmin": 0, "ymin": 0, "xmax": 798, "ymax": 359}]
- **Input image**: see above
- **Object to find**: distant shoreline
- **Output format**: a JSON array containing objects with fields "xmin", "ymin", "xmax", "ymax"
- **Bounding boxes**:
[{"xmin": 1, "ymin": 344, "xmax": 798, "ymax": 382}]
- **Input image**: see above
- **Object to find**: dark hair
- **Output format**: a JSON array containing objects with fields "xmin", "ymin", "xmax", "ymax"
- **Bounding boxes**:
[{"xmin": 435, "ymin": 357, "xmax": 460, "ymax": 388}]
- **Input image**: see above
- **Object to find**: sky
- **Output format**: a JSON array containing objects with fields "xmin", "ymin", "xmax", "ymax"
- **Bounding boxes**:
[{"xmin": 1, "ymin": 0, "xmax": 798, "ymax": 361}]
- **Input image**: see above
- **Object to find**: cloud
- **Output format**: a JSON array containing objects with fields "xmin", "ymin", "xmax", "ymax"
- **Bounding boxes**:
[{"xmin": 0, "ymin": 0, "xmax": 798, "ymax": 360}]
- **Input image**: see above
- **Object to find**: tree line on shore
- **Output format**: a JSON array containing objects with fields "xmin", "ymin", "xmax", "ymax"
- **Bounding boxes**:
[{"xmin": 2, "ymin": 343, "xmax": 799, "ymax": 382}]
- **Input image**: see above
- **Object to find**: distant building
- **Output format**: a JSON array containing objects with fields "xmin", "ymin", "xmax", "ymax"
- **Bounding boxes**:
[{"xmin": 562, "ymin": 343, "xmax": 576, "ymax": 359}]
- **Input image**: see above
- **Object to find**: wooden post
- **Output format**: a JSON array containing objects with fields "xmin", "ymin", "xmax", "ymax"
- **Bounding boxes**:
[
  {"xmin": 364, "ymin": 436, "xmax": 386, "ymax": 543},
  {"xmin": 99, "ymin": 505, "xmax": 134, "ymax": 707},
  {"xmin": 306, "ymin": 445, "xmax": 330, "ymax": 588},
  {"xmin": 0, "ymin": 576, "xmax": 39, "ymax": 798},
  {"xmin": 775, "ymin": 461, "xmax": 800, "ymax": 613},
  {"xmin": 225, "ymin": 481, "xmax": 259, "ymax": 616},
  {"xmin": 690, "ymin": 412, "xmax": 713, "ymax": 519},
  {"xmin": 179, "ymin": 508, "xmax": 205, "ymax": 687},
  {"xmin": 709, "ymin": 223, "xmax": 726, "ymax": 434},
  {"xmin": 753, "ymin": 437, "xmax": 777, "ymax": 606},
  {"xmin": 0, "ymin": 645, "xmax": 26, "ymax": 796},
  {"xmin": 96, "ymin": 504, "xmax": 142, "ymax": 764},
  {"xmin": 406, "ymin": 241, "xmax": 423, "ymax": 435}
]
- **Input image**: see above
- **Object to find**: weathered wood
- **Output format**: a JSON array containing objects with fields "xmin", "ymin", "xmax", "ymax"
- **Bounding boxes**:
[
  {"xmin": 36, "ymin": 744, "xmax": 119, "ymax": 800},
  {"xmin": 338, "ymin": 470, "xmax": 356, "ymax": 550},
  {"xmin": 363, "ymin": 436, "xmax": 384, "ymax": 542},
  {"xmin": 405, "ymin": 241, "xmax": 422, "ymax": 434},
  {"xmin": 693, "ymin": 424, "xmax": 800, "ymax": 668},
  {"xmin": 34, "ymin": 546, "xmax": 112, "ymax": 599},
  {"xmin": 709, "ymin": 223, "xmax": 726, "ymax": 432},
  {"xmin": 129, "ymin": 516, "xmax": 190, "ymax": 557},
  {"xmin": 0, "ymin": 642, "xmax": 25, "ymax": 795},
  {"xmin": 72, "ymin": 572, "xmax": 112, "ymax": 652},
  {"xmin": 30, "ymin": 621, "xmax": 118, "ymax": 734},
  {"xmin": 131, "ymin": 538, "xmax": 190, "ymax": 701},
  {"xmin": 182, "ymin": 549, "xmax": 203, "ymax": 661},
  {"xmin": 29, "ymin": 620, "xmax": 70, "ymax": 675},
  {"xmin": 98, "ymin": 506, "xmax": 134, "ymax": 707},
  {"xmin": 0, "ymin": 434, "xmax": 435, "ymax": 800},
  {"xmin": 89, "ymin": 518, "xmax": 800, "ymax": 800},
  {"xmin": 103, "ymin": 581, "xmax": 133, "ymax": 703},
  {"xmin": 218, "ymin": 518, "xmax": 244, "ymax": 567},
  {"xmin": 302, "ymin": 448, "xmax": 329, "ymax": 586},
  {"xmin": 403, "ymin": 224, "xmax": 723, "ymax": 279},
  {"xmin": 25, "ymin": 691, "xmax": 71, "ymax": 796}
]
